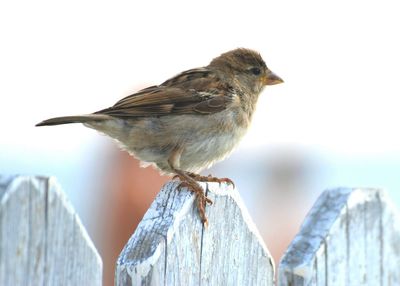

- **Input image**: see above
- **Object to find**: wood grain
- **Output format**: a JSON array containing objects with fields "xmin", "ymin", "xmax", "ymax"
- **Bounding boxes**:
[
  {"xmin": 0, "ymin": 176, "xmax": 102, "ymax": 286},
  {"xmin": 279, "ymin": 188, "xmax": 400, "ymax": 286},
  {"xmin": 115, "ymin": 181, "xmax": 274, "ymax": 286}
]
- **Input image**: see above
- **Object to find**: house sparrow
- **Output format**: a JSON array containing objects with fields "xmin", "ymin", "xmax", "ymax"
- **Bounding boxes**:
[{"xmin": 36, "ymin": 48, "xmax": 283, "ymax": 226}]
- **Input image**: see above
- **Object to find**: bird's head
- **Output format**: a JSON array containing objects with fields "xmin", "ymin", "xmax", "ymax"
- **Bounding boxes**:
[{"xmin": 209, "ymin": 48, "xmax": 283, "ymax": 94}]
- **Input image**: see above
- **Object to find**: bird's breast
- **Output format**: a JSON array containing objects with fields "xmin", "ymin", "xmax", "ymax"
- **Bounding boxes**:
[{"xmin": 176, "ymin": 108, "xmax": 250, "ymax": 172}]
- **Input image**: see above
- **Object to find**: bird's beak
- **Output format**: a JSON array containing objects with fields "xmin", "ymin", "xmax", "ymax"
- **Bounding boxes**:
[{"xmin": 262, "ymin": 71, "xmax": 284, "ymax": 86}]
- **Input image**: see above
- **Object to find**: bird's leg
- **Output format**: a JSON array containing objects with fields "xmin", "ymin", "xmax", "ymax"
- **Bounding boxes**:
[
  {"xmin": 168, "ymin": 149, "xmax": 212, "ymax": 226},
  {"xmin": 173, "ymin": 169, "xmax": 213, "ymax": 226}
]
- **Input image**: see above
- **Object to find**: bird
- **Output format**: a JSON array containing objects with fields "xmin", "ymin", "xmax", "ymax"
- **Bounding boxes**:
[{"xmin": 36, "ymin": 48, "xmax": 283, "ymax": 226}]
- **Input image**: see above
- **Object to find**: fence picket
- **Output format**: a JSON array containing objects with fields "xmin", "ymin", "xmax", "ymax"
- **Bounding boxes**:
[
  {"xmin": 279, "ymin": 188, "xmax": 400, "ymax": 285},
  {"xmin": 115, "ymin": 181, "xmax": 275, "ymax": 286},
  {"xmin": 0, "ymin": 176, "xmax": 102, "ymax": 286}
]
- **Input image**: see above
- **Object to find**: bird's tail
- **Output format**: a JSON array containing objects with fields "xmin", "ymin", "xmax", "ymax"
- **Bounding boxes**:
[{"xmin": 36, "ymin": 114, "xmax": 110, "ymax": 126}]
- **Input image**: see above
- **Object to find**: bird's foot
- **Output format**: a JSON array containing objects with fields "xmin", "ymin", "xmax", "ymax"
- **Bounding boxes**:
[
  {"xmin": 171, "ymin": 170, "xmax": 234, "ymax": 226},
  {"xmin": 184, "ymin": 172, "xmax": 235, "ymax": 188},
  {"xmin": 175, "ymin": 176, "xmax": 212, "ymax": 227}
]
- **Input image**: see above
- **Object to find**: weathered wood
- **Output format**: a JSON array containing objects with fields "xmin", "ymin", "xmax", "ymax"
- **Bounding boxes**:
[
  {"xmin": 116, "ymin": 181, "xmax": 274, "ymax": 286},
  {"xmin": 0, "ymin": 176, "xmax": 102, "ymax": 286},
  {"xmin": 279, "ymin": 188, "xmax": 400, "ymax": 286}
]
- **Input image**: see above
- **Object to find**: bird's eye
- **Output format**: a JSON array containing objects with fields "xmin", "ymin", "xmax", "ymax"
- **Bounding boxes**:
[{"xmin": 250, "ymin": 67, "xmax": 261, "ymax": 76}]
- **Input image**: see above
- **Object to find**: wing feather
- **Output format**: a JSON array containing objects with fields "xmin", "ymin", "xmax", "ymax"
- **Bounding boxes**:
[{"xmin": 94, "ymin": 68, "xmax": 235, "ymax": 117}]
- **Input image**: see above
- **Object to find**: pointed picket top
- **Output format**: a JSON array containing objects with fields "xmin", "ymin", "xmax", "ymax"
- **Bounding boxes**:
[
  {"xmin": 279, "ymin": 188, "xmax": 400, "ymax": 286},
  {"xmin": 116, "ymin": 181, "xmax": 274, "ymax": 286},
  {"xmin": 0, "ymin": 176, "xmax": 102, "ymax": 286}
]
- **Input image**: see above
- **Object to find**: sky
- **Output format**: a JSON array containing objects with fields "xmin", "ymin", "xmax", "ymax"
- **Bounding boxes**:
[{"xmin": 1, "ymin": 0, "xmax": 399, "ymax": 154}]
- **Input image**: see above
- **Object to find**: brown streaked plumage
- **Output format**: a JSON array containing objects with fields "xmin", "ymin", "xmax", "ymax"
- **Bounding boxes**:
[{"xmin": 36, "ymin": 48, "xmax": 283, "ymax": 226}]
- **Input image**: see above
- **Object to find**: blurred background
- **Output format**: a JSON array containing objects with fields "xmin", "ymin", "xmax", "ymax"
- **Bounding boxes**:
[{"xmin": 1, "ymin": 0, "xmax": 400, "ymax": 285}]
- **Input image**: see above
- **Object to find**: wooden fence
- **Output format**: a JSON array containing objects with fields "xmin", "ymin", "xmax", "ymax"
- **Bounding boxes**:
[
  {"xmin": 0, "ymin": 175, "xmax": 399, "ymax": 285},
  {"xmin": 0, "ymin": 176, "xmax": 102, "ymax": 285}
]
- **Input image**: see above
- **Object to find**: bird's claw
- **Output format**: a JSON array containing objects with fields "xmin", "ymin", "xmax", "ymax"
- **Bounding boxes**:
[
  {"xmin": 205, "ymin": 197, "xmax": 213, "ymax": 205},
  {"xmin": 173, "ymin": 171, "xmax": 232, "ymax": 226},
  {"xmin": 175, "ymin": 178, "xmax": 212, "ymax": 225},
  {"xmin": 185, "ymin": 173, "xmax": 235, "ymax": 189}
]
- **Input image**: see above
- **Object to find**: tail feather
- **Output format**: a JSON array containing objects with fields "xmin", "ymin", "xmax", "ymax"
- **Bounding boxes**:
[{"xmin": 36, "ymin": 114, "xmax": 110, "ymax": 126}]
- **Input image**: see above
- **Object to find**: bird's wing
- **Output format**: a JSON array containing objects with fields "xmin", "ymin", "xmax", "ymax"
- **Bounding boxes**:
[{"xmin": 94, "ymin": 68, "xmax": 237, "ymax": 117}]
